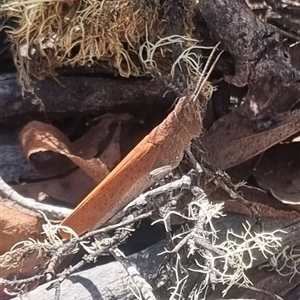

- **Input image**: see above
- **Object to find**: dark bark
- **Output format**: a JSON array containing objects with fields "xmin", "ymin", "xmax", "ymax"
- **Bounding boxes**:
[
  {"xmin": 198, "ymin": 0, "xmax": 300, "ymax": 122},
  {"xmin": 198, "ymin": 0, "xmax": 300, "ymax": 87},
  {"xmin": 0, "ymin": 73, "xmax": 175, "ymax": 122}
]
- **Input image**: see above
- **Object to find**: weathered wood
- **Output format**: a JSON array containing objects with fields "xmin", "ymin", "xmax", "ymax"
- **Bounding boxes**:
[
  {"xmin": 0, "ymin": 73, "xmax": 175, "ymax": 121},
  {"xmin": 11, "ymin": 240, "xmax": 170, "ymax": 300},
  {"xmin": 198, "ymin": 0, "xmax": 300, "ymax": 87}
]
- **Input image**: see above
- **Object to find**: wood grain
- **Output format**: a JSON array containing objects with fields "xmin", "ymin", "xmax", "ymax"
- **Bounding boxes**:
[{"xmin": 61, "ymin": 95, "xmax": 203, "ymax": 237}]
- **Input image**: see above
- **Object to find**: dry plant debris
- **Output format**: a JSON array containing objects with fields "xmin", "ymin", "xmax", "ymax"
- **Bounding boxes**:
[
  {"xmin": 157, "ymin": 192, "xmax": 285, "ymax": 298},
  {"xmin": 202, "ymin": 108, "xmax": 300, "ymax": 170},
  {"xmin": 0, "ymin": 200, "xmax": 43, "ymax": 254},
  {"xmin": 1, "ymin": 0, "xmax": 300, "ymax": 299},
  {"xmin": 0, "ymin": 0, "xmax": 197, "ymax": 91},
  {"xmin": 14, "ymin": 115, "xmax": 124, "ymax": 206},
  {"xmin": 1, "ymin": 174, "xmax": 293, "ymax": 300}
]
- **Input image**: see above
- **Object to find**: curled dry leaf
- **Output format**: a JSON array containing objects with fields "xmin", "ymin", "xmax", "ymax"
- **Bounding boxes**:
[
  {"xmin": 18, "ymin": 114, "xmax": 122, "ymax": 182},
  {"xmin": 202, "ymin": 109, "xmax": 300, "ymax": 170},
  {"xmin": 253, "ymin": 143, "xmax": 300, "ymax": 207},
  {"xmin": 13, "ymin": 169, "xmax": 96, "ymax": 207},
  {"xmin": 0, "ymin": 240, "xmax": 74, "ymax": 300},
  {"xmin": 0, "ymin": 248, "xmax": 47, "ymax": 300},
  {"xmin": 14, "ymin": 124, "xmax": 122, "ymax": 206}
]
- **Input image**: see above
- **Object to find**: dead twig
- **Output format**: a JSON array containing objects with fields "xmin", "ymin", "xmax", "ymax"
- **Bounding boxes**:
[
  {"xmin": 123, "ymin": 174, "xmax": 192, "ymax": 212},
  {"xmin": 44, "ymin": 211, "xmax": 153, "ymax": 278},
  {"xmin": 0, "ymin": 177, "xmax": 72, "ymax": 219}
]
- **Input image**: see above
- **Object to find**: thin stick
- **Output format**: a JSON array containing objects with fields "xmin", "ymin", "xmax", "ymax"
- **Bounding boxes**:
[{"xmin": 0, "ymin": 177, "xmax": 72, "ymax": 219}]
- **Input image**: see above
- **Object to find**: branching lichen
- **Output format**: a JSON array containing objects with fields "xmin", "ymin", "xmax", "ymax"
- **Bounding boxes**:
[
  {"xmin": 263, "ymin": 245, "xmax": 300, "ymax": 280},
  {"xmin": 155, "ymin": 188, "xmax": 285, "ymax": 299},
  {"xmin": 138, "ymin": 33, "xmax": 216, "ymax": 96}
]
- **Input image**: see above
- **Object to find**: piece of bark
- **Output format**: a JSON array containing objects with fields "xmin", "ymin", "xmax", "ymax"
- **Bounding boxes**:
[
  {"xmin": 0, "ymin": 73, "xmax": 175, "ymax": 121},
  {"xmin": 198, "ymin": 0, "xmax": 300, "ymax": 87}
]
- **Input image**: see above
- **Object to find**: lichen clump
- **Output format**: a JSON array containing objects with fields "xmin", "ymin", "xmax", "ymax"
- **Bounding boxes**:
[{"xmin": 0, "ymin": 0, "xmax": 197, "ymax": 90}]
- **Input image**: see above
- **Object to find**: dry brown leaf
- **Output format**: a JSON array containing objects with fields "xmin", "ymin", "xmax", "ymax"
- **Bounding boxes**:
[
  {"xmin": 226, "ymin": 155, "xmax": 261, "ymax": 181},
  {"xmin": 14, "ymin": 124, "xmax": 123, "ymax": 206},
  {"xmin": 0, "ymin": 200, "xmax": 42, "ymax": 255},
  {"xmin": 0, "ymin": 249, "xmax": 47, "ymax": 300},
  {"xmin": 19, "ymin": 115, "xmax": 119, "ymax": 182},
  {"xmin": 253, "ymin": 143, "xmax": 300, "ymax": 207},
  {"xmin": 201, "ymin": 109, "xmax": 300, "ymax": 170},
  {"xmin": 13, "ymin": 170, "xmax": 96, "ymax": 207},
  {"xmin": 71, "ymin": 113, "xmax": 131, "ymax": 159}
]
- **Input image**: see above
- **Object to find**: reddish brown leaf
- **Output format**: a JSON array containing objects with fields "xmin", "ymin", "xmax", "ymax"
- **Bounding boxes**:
[
  {"xmin": 14, "ymin": 123, "xmax": 123, "ymax": 206},
  {"xmin": 202, "ymin": 109, "xmax": 300, "ymax": 170},
  {"xmin": 18, "ymin": 115, "xmax": 123, "ymax": 182}
]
